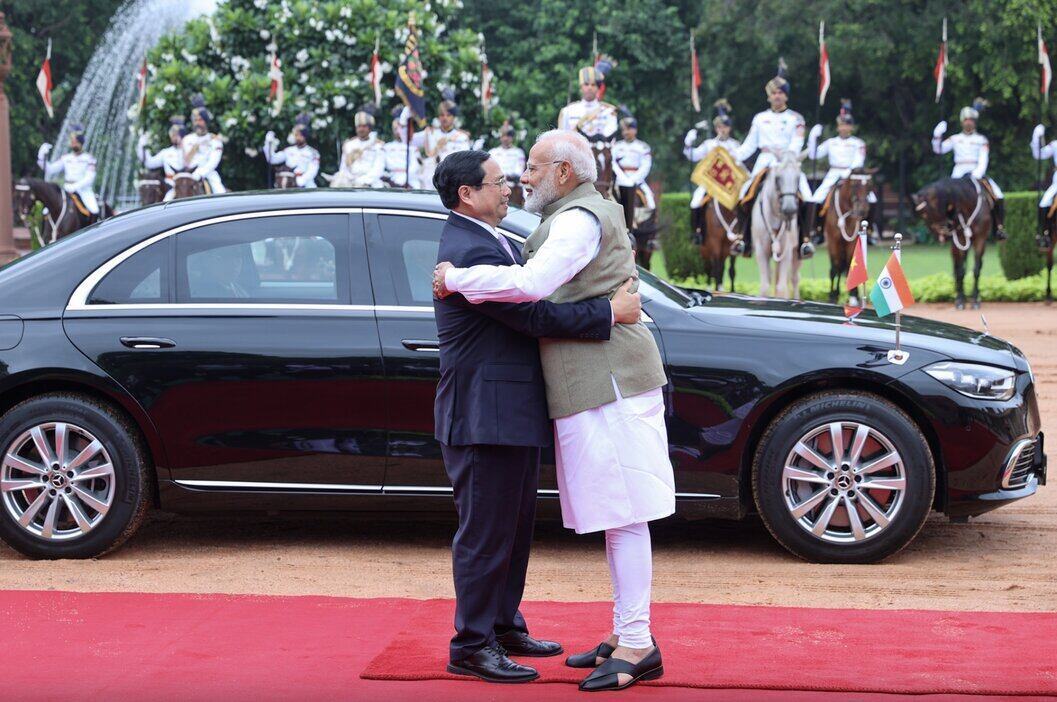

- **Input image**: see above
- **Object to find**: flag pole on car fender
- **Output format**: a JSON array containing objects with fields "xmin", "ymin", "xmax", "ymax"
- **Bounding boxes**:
[{"xmin": 890, "ymin": 233, "xmax": 907, "ymax": 365}]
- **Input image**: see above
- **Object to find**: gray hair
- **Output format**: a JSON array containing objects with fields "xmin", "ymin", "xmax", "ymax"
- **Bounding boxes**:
[{"xmin": 535, "ymin": 129, "xmax": 597, "ymax": 184}]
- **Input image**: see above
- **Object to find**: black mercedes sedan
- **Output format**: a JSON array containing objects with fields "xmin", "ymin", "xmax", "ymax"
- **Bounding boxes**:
[{"xmin": 0, "ymin": 190, "xmax": 1046, "ymax": 563}]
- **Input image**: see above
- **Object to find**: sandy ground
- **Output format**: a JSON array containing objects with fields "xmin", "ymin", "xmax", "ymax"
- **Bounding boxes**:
[{"xmin": 2, "ymin": 303, "xmax": 1054, "ymax": 613}]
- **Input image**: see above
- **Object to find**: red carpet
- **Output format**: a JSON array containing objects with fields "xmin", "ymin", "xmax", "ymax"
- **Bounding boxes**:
[
  {"xmin": 0, "ymin": 590, "xmax": 1054, "ymax": 702},
  {"xmin": 362, "ymin": 598, "xmax": 1057, "ymax": 696}
]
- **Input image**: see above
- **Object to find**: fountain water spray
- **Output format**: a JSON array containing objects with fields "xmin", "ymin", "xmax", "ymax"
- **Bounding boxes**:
[{"xmin": 50, "ymin": 0, "xmax": 217, "ymax": 209}]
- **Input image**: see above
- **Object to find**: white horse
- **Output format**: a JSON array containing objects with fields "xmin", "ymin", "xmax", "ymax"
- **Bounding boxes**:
[{"xmin": 752, "ymin": 150, "xmax": 804, "ymax": 299}]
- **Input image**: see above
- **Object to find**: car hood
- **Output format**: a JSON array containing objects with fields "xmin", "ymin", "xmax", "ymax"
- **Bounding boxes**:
[{"xmin": 685, "ymin": 293, "xmax": 1024, "ymax": 371}]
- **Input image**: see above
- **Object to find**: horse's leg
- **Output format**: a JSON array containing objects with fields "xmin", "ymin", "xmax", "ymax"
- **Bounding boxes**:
[
  {"xmin": 755, "ymin": 225, "xmax": 770, "ymax": 296},
  {"xmin": 792, "ymin": 254, "xmax": 802, "ymax": 300},
  {"xmin": 775, "ymin": 245, "xmax": 790, "ymax": 299},
  {"xmin": 1047, "ymin": 257, "xmax": 1053, "ymax": 303},
  {"xmin": 728, "ymin": 255, "xmax": 736, "ymax": 292},
  {"xmin": 711, "ymin": 257, "xmax": 723, "ymax": 292},
  {"xmin": 971, "ymin": 244, "xmax": 984, "ymax": 309},
  {"xmin": 953, "ymin": 249, "xmax": 966, "ymax": 310}
]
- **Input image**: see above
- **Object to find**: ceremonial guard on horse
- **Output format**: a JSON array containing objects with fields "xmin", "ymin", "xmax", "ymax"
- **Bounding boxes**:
[
  {"xmin": 263, "ymin": 113, "xmax": 320, "ymax": 189},
  {"xmin": 559, "ymin": 61, "xmax": 619, "ymax": 197},
  {"xmin": 37, "ymin": 124, "xmax": 102, "ymax": 220},
  {"xmin": 932, "ymin": 98, "xmax": 1006, "ymax": 240},
  {"xmin": 804, "ymin": 99, "xmax": 879, "ymax": 244},
  {"xmin": 178, "ymin": 95, "xmax": 226, "ymax": 195},
  {"xmin": 136, "ymin": 116, "xmax": 187, "ymax": 202},
  {"xmin": 1032, "ymin": 123, "xmax": 1057, "ymax": 249},
  {"xmin": 733, "ymin": 70, "xmax": 814, "ymax": 258},
  {"xmin": 383, "ymin": 106, "xmax": 422, "ymax": 189},
  {"xmin": 685, "ymin": 99, "xmax": 741, "ymax": 246},
  {"xmin": 488, "ymin": 122, "xmax": 526, "ymax": 204},
  {"xmin": 417, "ymin": 95, "xmax": 472, "ymax": 190},
  {"xmin": 332, "ymin": 109, "xmax": 385, "ymax": 188}
]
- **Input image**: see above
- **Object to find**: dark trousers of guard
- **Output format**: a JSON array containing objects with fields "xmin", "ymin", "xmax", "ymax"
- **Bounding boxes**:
[
  {"xmin": 441, "ymin": 443, "xmax": 539, "ymax": 663},
  {"xmin": 617, "ymin": 185, "xmax": 637, "ymax": 230}
]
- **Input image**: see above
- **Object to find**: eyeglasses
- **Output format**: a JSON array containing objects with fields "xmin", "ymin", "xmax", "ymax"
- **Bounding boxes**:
[
  {"xmin": 474, "ymin": 176, "xmax": 509, "ymax": 189},
  {"xmin": 524, "ymin": 160, "xmax": 563, "ymax": 174}
]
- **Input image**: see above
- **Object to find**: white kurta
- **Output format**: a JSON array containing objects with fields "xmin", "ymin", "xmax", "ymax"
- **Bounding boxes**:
[{"xmin": 445, "ymin": 207, "xmax": 676, "ymax": 534}]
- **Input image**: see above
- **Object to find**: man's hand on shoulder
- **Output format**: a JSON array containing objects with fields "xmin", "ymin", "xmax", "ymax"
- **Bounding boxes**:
[
  {"xmin": 610, "ymin": 278, "xmax": 641, "ymax": 325},
  {"xmin": 433, "ymin": 261, "xmax": 455, "ymax": 299}
]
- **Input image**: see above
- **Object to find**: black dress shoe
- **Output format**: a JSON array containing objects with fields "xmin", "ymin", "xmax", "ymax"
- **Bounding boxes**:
[
  {"xmin": 579, "ymin": 645, "xmax": 663, "ymax": 692},
  {"xmin": 565, "ymin": 641, "xmax": 615, "ymax": 668},
  {"xmin": 495, "ymin": 630, "xmax": 563, "ymax": 657},
  {"xmin": 446, "ymin": 645, "xmax": 539, "ymax": 684}
]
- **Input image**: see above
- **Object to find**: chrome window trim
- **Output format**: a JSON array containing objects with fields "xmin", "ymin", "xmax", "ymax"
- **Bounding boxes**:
[
  {"xmin": 67, "ymin": 208, "xmax": 364, "ymax": 311},
  {"xmin": 174, "ymin": 478, "xmax": 719, "ymax": 500},
  {"xmin": 64, "ymin": 303, "xmax": 432, "ymax": 314}
]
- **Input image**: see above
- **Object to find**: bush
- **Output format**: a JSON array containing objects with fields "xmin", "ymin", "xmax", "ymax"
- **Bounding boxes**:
[
  {"xmin": 657, "ymin": 192, "xmax": 705, "ymax": 281},
  {"xmin": 1000, "ymin": 192, "xmax": 1045, "ymax": 280}
]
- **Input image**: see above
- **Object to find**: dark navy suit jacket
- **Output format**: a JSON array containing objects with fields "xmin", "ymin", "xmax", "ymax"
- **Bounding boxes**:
[{"xmin": 433, "ymin": 213, "xmax": 611, "ymax": 447}]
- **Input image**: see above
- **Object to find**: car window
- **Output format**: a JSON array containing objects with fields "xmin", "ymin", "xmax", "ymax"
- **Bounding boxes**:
[
  {"xmin": 87, "ymin": 238, "xmax": 171, "ymax": 305},
  {"xmin": 377, "ymin": 215, "xmax": 443, "ymax": 307},
  {"xmin": 175, "ymin": 214, "xmax": 350, "ymax": 304}
]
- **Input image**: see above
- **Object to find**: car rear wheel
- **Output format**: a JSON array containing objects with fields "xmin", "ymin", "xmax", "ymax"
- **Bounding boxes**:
[
  {"xmin": 752, "ymin": 391, "xmax": 935, "ymax": 564},
  {"xmin": 0, "ymin": 393, "xmax": 151, "ymax": 559}
]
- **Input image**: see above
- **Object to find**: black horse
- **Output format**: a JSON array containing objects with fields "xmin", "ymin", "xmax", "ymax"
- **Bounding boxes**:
[
  {"xmin": 13, "ymin": 177, "xmax": 112, "ymax": 244},
  {"xmin": 911, "ymin": 177, "xmax": 995, "ymax": 309}
]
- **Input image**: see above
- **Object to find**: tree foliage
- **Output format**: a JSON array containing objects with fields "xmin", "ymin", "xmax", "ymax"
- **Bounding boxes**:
[{"xmin": 1, "ymin": 0, "xmax": 125, "ymax": 178}]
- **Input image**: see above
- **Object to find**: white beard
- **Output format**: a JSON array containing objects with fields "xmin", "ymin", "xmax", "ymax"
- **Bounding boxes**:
[{"xmin": 523, "ymin": 175, "xmax": 560, "ymax": 213}]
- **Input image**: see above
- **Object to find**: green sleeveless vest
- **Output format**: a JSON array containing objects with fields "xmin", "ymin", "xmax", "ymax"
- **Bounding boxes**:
[{"xmin": 523, "ymin": 182, "xmax": 667, "ymax": 418}]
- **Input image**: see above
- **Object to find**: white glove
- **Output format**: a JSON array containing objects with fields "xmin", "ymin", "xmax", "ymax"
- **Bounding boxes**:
[
  {"xmin": 63, "ymin": 183, "xmax": 76, "ymax": 193},
  {"xmin": 137, "ymin": 132, "xmax": 149, "ymax": 148},
  {"xmin": 264, "ymin": 130, "xmax": 277, "ymax": 145},
  {"xmin": 471, "ymin": 136, "xmax": 485, "ymax": 150},
  {"xmin": 1033, "ymin": 124, "xmax": 1046, "ymax": 143},
  {"xmin": 38, "ymin": 143, "xmax": 53, "ymax": 159},
  {"xmin": 933, "ymin": 121, "xmax": 948, "ymax": 138},
  {"xmin": 808, "ymin": 124, "xmax": 823, "ymax": 140},
  {"xmin": 684, "ymin": 129, "xmax": 697, "ymax": 146}
]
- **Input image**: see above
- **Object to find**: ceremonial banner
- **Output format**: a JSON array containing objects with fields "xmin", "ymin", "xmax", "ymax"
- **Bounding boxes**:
[
  {"xmin": 36, "ymin": 39, "xmax": 53, "ymax": 119},
  {"xmin": 934, "ymin": 18, "xmax": 947, "ymax": 103},
  {"xmin": 870, "ymin": 251, "xmax": 915, "ymax": 317},
  {"xmin": 268, "ymin": 50, "xmax": 284, "ymax": 117},
  {"xmin": 691, "ymin": 146, "xmax": 748, "ymax": 211},
  {"xmin": 395, "ymin": 16, "xmax": 427, "ymax": 128},
  {"xmin": 690, "ymin": 30, "xmax": 701, "ymax": 112},
  {"xmin": 369, "ymin": 37, "xmax": 382, "ymax": 107},
  {"xmin": 1040, "ymin": 23, "xmax": 1052, "ymax": 102},
  {"xmin": 818, "ymin": 21, "xmax": 830, "ymax": 106},
  {"xmin": 136, "ymin": 58, "xmax": 147, "ymax": 112},
  {"xmin": 481, "ymin": 56, "xmax": 493, "ymax": 114}
]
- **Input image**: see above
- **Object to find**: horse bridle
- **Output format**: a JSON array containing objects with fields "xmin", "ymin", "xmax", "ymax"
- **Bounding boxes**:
[
  {"xmin": 15, "ymin": 182, "xmax": 67, "ymax": 244},
  {"xmin": 834, "ymin": 174, "xmax": 872, "ymax": 242},
  {"xmin": 759, "ymin": 167, "xmax": 798, "ymax": 262}
]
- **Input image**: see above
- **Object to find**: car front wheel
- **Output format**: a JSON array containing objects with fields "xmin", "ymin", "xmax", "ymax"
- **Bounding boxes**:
[
  {"xmin": 0, "ymin": 393, "xmax": 151, "ymax": 559},
  {"xmin": 752, "ymin": 391, "xmax": 935, "ymax": 564}
]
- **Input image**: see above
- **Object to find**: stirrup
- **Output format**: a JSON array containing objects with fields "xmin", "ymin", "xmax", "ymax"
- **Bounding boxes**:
[
  {"xmin": 799, "ymin": 241, "xmax": 816, "ymax": 259},
  {"xmin": 731, "ymin": 239, "xmax": 746, "ymax": 256},
  {"xmin": 1038, "ymin": 234, "xmax": 1053, "ymax": 251},
  {"xmin": 993, "ymin": 226, "xmax": 1008, "ymax": 241}
]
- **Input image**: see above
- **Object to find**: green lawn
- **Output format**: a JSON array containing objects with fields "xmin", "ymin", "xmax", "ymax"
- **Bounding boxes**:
[{"xmin": 646, "ymin": 243, "xmax": 1003, "ymax": 289}]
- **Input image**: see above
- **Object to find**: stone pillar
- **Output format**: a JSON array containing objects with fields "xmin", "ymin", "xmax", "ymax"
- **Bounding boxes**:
[{"xmin": 0, "ymin": 13, "xmax": 15, "ymax": 265}]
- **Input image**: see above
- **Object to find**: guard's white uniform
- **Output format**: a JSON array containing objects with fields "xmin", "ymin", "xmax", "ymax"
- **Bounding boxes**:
[
  {"xmin": 182, "ymin": 132, "xmax": 226, "ymax": 193},
  {"xmin": 138, "ymin": 144, "xmax": 185, "ymax": 201},
  {"xmin": 335, "ymin": 135, "xmax": 385, "ymax": 188},
  {"xmin": 40, "ymin": 150, "xmax": 99, "ymax": 213},
  {"xmin": 415, "ymin": 127, "xmax": 472, "ymax": 191},
  {"xmin": 612, "ymin": 138, "xmax": 655, "ymax": 211},
  {"xmin": 734, "ymin": 108, "xmax": 811, "ymax": 199},
  {"xmin": 806, "ymin": 135, "xmax": 876, "ymax": 204},
  {"xmin": 932, "ymin": 131, "xmax": 1004, "ymax": 198},
  {"xmin": 263, "ymin": 142, "xmax": 320, "ymax": 188},
  {"xmin": 1032, "ymin": 133, "xmax": 1057, "ymax": 207},
  {"xmin": 684, "ymin": 135, "xmax": 741, "ymax": 208},
  {"xmin": 557, "ymin": 99, "xmax": 619, "ymax": 140},
  {"xmin": 489, "ymin": 145, "xmax": 526, "ymax": 183},
  {"xmin": 382, "ymin": 139, "xmax": 422, "ymax": 188}
]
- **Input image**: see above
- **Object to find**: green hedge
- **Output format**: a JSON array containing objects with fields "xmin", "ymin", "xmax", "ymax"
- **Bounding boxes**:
[{"xmin": 658, "ymin": 190, "xmax": 1049, "ymax": 284}]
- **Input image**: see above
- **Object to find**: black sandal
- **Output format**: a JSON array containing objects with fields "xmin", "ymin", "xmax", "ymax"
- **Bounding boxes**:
[
  {"xmin": 578, "ymin": 645, "xmax": 663, "ymax": 692},
  {"xmin": 565, "ymin": 641, "xmax": 615, "ymax": 668}
]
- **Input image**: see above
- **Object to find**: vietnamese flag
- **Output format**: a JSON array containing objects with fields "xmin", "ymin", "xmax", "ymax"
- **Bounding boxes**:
[
  {"xmin": 869, "ymin": 250, "xmax": 915, "ymax": 317},
  {"xmin": 845, "ymin": 233, "xmax": 868, "ymax": 290}
]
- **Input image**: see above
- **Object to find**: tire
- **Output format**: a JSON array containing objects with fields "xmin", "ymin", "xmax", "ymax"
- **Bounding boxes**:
[
  {"xmin": 752, "ymin": 391, "xmax": 935, "ymax": 564},
  {"xmin": 0, "ymin": 393, "xmax": 151, "ymax": 559}
]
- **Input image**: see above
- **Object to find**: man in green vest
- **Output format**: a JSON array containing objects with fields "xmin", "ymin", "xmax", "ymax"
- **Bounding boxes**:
[{"xmin": 434, "ymin": 129, "xmax": 674, "ymax": 692}]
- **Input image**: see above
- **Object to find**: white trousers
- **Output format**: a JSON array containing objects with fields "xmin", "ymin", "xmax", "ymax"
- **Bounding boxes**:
[
  {"xmin": 1040, "ymin": 174, "xmax": 1057, "ymax": 208},
  {"xmin": 950, "ymin": 167, "xmax": 1003, "ymax": 198},
  {"xmin": 73, "ymin": 188, "xmax": 99, "ymax": 214},
  {"xmin": 605, "ymin": 521, "xmax": 653, "ymax": 648},
  {"xmin": 810, "ymin": 170, "xmax": 878, "ymax": 204},
  {"xmin": 738, "ymin": 154, "xmax": 812, "ymax": 200}
]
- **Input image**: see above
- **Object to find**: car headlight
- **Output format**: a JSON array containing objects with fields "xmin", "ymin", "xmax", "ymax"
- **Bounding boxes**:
[{"xmin": 924, "ymin": 361, "xmax": 1016, "ymax": 401}]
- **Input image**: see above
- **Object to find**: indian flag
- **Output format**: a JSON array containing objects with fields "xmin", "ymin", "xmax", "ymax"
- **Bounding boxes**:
[{"xmin": 869, "ymin": 251, "xmax": 914, "ymax": 317}]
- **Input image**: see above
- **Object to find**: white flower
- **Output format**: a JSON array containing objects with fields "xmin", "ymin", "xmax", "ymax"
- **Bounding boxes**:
[
  {"xmin": 154, "ymin": 97, "xmax": 166, "ymax": 109},
  {"xmin": 295, "ymin": 98, "xmax": 307, "ymax": 108},
  {"xmin": 161, "ymin": 52, "xmax": 174, "ymax": 62},
  {"xmin": 163, "ymin": 83, "xmax": 176, "ymax": 93},
  {"xmin": 245, "ymin": 147, "xmax": 259, "ymax": 157},
  {"xmin": 299, "ymin": 72, "xmax": 309, "ymax": 84},
  {"xmin": 339, "ymin": 6, "xmax": 351, "ymax": 17},
  {"xmin": 259, "ymin": 29, "xmax": 271, "ymax": 40},
  {"xmin": 296, "ymin": 49, "xmax": 309, "ymax": 64},
  {"xmin": 321, "ymin": 60, "xmax": 329, "ymax": 68},
  {"xmin": 325, "ymin": 30, "xmax": 335, "ymax": 42},
  {"xmin": 253, "ymin": 0, "xmax": 267, "ymax": 8},
  {"xmin": 312, "ymin": 117, "xmax": 329, "ymax": 130},
  {"xmin": 224, "ymin": 117, "xmax": 238, "ymax": 128},
  {"xmin": 245, "ymin": 113, "xmax": 257, "ymax": 123},
  {"xmin": 333, "ymin": 95, "xmax": 347, "ymax": 109},
  {"xmin": 304, "ymin": 85, "xmax": 317, "ymax": 95}
]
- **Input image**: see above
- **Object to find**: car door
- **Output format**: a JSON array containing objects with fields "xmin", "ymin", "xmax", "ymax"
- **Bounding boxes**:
[
  {"xmin": 63, "ymin": 209, "xmax": 387, "ymax": 490},
  {"xmin": 364, "ymin": 209, "xmax": 561, "ymax": 498}
]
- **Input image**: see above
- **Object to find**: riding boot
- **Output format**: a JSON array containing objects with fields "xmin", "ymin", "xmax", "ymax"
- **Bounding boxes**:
[
  {"xmin": 798, "ymin": 202, "xmax": 816, "ymax": 259},
  {"xmin": 734, "ymin": 202, "xmax": 751, "ymax": 257},
  {"xmin": 993, "ymin": 199, "xmax": 1007, "ymax": 241},
  {"xmin": 868, "ymin": 200, "xmax": 883, "ymax": 245},
  {"xmin": 690, "ymin": 207, "xmax": 704, "ymax": 245},
  {"xmin": 1040, "ymin": 206, "xmax": 1054, "ymax": 251},
  {"xmin": 804, "ymin": 202, "xmax": 823, "ymax": 245}
]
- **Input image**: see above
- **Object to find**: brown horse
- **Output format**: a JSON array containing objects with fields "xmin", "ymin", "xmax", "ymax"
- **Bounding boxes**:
[
  {"xmin": 698, "ymin": 197, "xmax": 739, "ymax": 292},
  {"xmin": 136, "ymin": 168, "xmax": 167, "ymax": 206},
  {"xmin": 13, "ymin": 177, "xmax": 112, "ymax": 244},
  {"xmin": 172, "ymin": 170, "xmax": 209, "ymax": 198},
  {"xmin": 591, "ymin": 141, "xmax": 615, "ymax": 199},
  {"xmin": 273, "ymin": 168, "xmax": 298, "ymax": 189},
  {"xmin": 912, "ymin": 177, "xmax": 992, "ymax": 310},
  {"xmin": 824, "ymin": 171, "xmax": 875, "ymax": 303}
]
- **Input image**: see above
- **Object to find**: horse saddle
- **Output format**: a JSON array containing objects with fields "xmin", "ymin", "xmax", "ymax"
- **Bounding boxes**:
[
  {"xmin": 737, "ymin": 169, "xmax": 768, "ymax": 207},
  {"xmin": 69, "ymin": 192, "xmax": 92, "ymax": 218},
  {"xmin": 976, "ymin": 178, "xmax": 997, "ymax": 206},
  {"xmin": 817, "ymin": 186, "xmax": 839, "ymax": 218}
]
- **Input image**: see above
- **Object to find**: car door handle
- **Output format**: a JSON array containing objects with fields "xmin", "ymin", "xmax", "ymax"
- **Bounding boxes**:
[
  {"xmin": 401, "ymin": 339, "xmax": 439, "ymax": 352},
  {"xmin": 120, "ymin": 336, "xmax": 176, "ymax": 350}
]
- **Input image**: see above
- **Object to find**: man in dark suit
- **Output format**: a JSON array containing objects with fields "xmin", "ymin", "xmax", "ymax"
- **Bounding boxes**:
[{"xmin": 433, "ymin": 151, "xmax": 641, "ymax": 683}]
